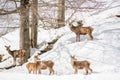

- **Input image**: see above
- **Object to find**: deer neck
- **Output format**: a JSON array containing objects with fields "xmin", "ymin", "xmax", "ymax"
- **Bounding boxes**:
[
  {"xmin": 7, "ymin": 49, "xmax": 13, "ymax": 56},
  {"xmin": 71, "ymin": 59, "xmax": 75, "ymax": 66},
  {"xmin": 69, "ymin": 24, "xmax": 76, "ymax": 32}
]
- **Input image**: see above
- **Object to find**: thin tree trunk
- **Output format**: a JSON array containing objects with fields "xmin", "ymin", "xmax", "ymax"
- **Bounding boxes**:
[
  {"xmin": 31, "ymin": 0, "xmax": 38, "ymax": 48},
  {"xmin": 57, "ymin": 0, "xmax": 65, "ymax": 28},
  {"xmin": 20, "ymin": 0, "xmax": 30, "ymax": 62}
]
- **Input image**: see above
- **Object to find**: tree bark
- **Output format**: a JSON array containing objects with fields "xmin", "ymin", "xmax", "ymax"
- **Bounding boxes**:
[
  {"xmin": 31, "ymin": 0, "xmax": 38, "ymax": 48},
  {"xmin": 57, "ymin": 0, "xmax": 65, "ymax": 28},
  {"xmin": 20, "ymin": 0, "xmax": 30, "ymax": 62}
]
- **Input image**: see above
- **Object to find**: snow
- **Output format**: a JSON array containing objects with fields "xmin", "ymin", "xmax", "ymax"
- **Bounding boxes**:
[
  {"xmin": 0, "ymin": 72, "xmax": 120, "ymax": 80},
  {"xmin": 0, "ymin": 0, "xmax": 120, "ymax": 80}
]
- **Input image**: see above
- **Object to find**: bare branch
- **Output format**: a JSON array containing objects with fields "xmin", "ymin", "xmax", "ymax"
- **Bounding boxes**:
[{"xmin": 0, "ymin": 8, "xmax": 18, "ymax": 15}]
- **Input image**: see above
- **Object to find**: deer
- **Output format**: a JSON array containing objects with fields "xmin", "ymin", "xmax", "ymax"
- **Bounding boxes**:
[
  {"xmin": 5, "ymin": 45, "xmax": 26, "ymax": 66},
  {"xmin": 26, "ymin": 55, "xmax": 54, "ymax": 75},
  {"xmin": 37, "ymin": 60, "xmax": 54, "ymax": 75},
  {"xmin": 26, "ymin": 55, "xmax": 40, "ymax": 74},
  {"xmin": 70, "ymin": 55, "xmax": 92, "ymax": 75},
  {"xmin": 69, "ymin": 20, "xmax": 94, "ymax": 42},
  {"xmin": 26, "ymin": 62, "xmax": 38, "ymax": 74}
]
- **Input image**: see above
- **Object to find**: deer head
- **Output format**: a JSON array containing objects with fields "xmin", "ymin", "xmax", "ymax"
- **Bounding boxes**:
[
  {"xmin": 70, "ymin": 55, "xmax": 77, "ymax": 60},
  {"xmin": 77, "ymin": 20, "xmax": 83, "ymax": 26},
  {"xmin": 69, "ymin": 20, "xmax": 75, "ymax": 27},
  {"xmin": 5, "ymin": 45, "xmax": 11, "ymax": 51}
]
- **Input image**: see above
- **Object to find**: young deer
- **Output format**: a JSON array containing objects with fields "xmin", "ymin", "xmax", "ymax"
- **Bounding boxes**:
[
  {"xmin": 70, "ymin": 55, "xmax": 92, "ymax": 75},
  {"xmin": 26, "ymin": 62, "xmax": 38, "ymax": 74},
  {"xmin": 37, "ymin": 60, "xmax": 54, "ymax": 75},
  {"xmin": 5, "ymin": 45, "xmax": 26, "ymax": 66},
  {"xmin": 26, "ymin": 55, "xmax": 39, "ymax": 74},
  {"xmin": 69, "ymin": 20, "xmax": 94, "ymax": 42},
  {"xmin": 26, "ymin": 55, "xmax": 54, "ymax": 75}
]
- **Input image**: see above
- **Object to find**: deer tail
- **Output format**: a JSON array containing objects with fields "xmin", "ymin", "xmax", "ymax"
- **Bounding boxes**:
[
  {"xmin": 89, "ymin": 27, "xmax": 94, "ymax": 31},
  {"xmin": 87, "ymin": 61, "xmax": 91, "ymax": 66}
]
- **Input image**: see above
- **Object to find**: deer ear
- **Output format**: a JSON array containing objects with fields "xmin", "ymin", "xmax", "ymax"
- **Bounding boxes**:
[
  {"xmin": 5, "ymin": 45, "xmax": 8, "ymax": 48},
  {"xmin": 70, "ymin": 55, "xmax": 75, "ymax": 58},
  {"xmin": 73, "ymin": 55, "xmax": 75, "ymax": 58},
  {"xmin": 8, "ymin": 45, "xmax": 10, "ymax": 48},
  {"xmin": 70, "ymin": 55, "xmax": 72, "ymax": 57}
]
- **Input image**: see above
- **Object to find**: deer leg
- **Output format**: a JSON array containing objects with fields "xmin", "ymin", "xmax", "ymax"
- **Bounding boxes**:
[
  {"xmin": 76, "ymin": 35, "xmax": 80, "ymax": 42},
  {"xmin": 88, "ymin": 67, "xmax": 93, "ymax": 73},
  {"xmin": 76, "ymin": 35, "xmax": 78, "ymax": 42},
  {"xmin": 19, "ymin": 56, "xmax": 25, "ymax": 65},
  {"xmin": 48, "ymin": 68, "xmax": 52, "ymax": 75},
  {"xmin": 33, "ymin": 69, "xmax": 37, "ymax": 74},
  {"xmin": 78, "ymin": 35, "xmax": 80, "ymax": 42},
  {"xmin": 38, "ymin": 69, "xmax": 41, "ymax": 74},
  {"xmin": 76, "ymin": 34, "xmax": 78, "ymax": 42},
  {"xmin": 89, "ymin": 34, "xmax": 93, "ymax": 40},
  {"xmin": 34, "ymin": 68, "xmax": 37, "ymax": 74},
  {"xmin": 74, "ymin": 68, "xmax": 78, "ymax": 74},
  {"xmin": 33, "ymin": 68, "xmax": 36, "ymax": 74},
  {"xmin": 29, "ymin": 70, "xmax": 31, "ymax": 74},
  {"xmin": 33, "ymin": 70, "xmax": 34, "ymax": 74},
  {"xmin": 19, "ymin": 56, "xmax": 22, "ymax": 65},
  {"xmin": 52, "ymin": 68, "xmax": 54, "ymax": 74},
  {"xmin": 49, "ymin": 70, "xmax": 51, "ymax": 75},
  {"xmin": 13, "ymin": 58, "xmax": 16, "ymax": 66},
  {"xmin": 85, "ymin": 68, "xmax": 88, "ymax": 75},
  {"xmin": 49, "ymin": 68, "xmax": 54, "ymax": 75}
]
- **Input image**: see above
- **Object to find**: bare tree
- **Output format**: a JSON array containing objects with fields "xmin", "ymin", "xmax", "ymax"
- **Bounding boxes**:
[
  {"xmin": 57, "ymin": 0, "xmax": 65, "ymax": 28},
  {"xmin": 30, "ymin": 0, "xmax": 38, "ymax": 48},
  {"xmin": 20, "ymin": 0, "xmax": 30, "ymax": 61}
]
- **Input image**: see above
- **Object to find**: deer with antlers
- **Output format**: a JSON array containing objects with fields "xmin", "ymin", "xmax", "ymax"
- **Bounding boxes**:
[
  {"xmin": 70, "ymin": 55, "xmax": 92, "ymax": 75},
  {"xmin": 5, "ymin": 45, "xmax": 26, "ymax": 66},
  {"xmin": 69, "ymin": 20, "xmax": 94, "ymax": 42}
]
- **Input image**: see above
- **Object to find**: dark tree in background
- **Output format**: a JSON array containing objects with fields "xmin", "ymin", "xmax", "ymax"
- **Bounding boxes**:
[
  {"xmin": 57, "ymin": 0, "xmax": 65, "ymax": 28},
  {"xmin": 20, "ymin": 0, "xmax": 30, "ymax": 61},
  {"xmin": 30, "ymin": 0, "xmax": 38, "ymax": 48}
]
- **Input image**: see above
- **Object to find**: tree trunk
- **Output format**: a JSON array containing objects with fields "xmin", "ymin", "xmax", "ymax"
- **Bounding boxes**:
[
  {"xmin": 20, "ymin": 0, "xmax": 30, "ymax": 62},
  {"xmin": 31, "ymin": 0, "xmax": 38, "ymax": 48},
  {"xmin": 57, "ymin": 0, "xmax": 65, "ymax": 28}
]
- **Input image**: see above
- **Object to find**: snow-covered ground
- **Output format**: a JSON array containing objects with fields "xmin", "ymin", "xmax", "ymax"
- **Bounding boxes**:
[{"xmin": 0, "ymin": 0, "xmax": 120, "ymax": 80}]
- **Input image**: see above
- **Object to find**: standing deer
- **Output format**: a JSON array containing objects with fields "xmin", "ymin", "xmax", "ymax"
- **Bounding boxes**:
[
  {"xmin": 69, "ymin": 20, "xmax": 94, "ymax": 42},
  {"xmin": 26, "ymin": 55, "xmax": 40, "ymax": 74},
  {"xmin": 37, "ymin": 60, "xmax": 54, "ymax": 75},
  {"xmin": 26, "ymin": 55, "xmax": 54, "ymax": 75},
  {"xmin": 5, "ymin": 45, "xmax": 26, "ymax": 66},
  {"xmin": 26, "ymin": 62, "xmax": 38, "ymax": 74},
  {"xmin": 70, "ymin": 55, "xmax": 92, "ymax": 75}
]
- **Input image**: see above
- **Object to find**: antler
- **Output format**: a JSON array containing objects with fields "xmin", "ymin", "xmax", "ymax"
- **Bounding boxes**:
[
  {"xmin": 69, "ymin": 20, "xmax": 75, "ymax": 26},
  {"xmin": 70, "ymin": 20, "xmax": 75, "ymax": 23},
  {"xmin": 77, "ymin": 20, "xmax": 83, "ymax": 26}
]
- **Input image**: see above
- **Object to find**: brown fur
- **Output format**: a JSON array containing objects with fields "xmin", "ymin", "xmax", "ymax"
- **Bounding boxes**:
[
  {"xmin": 5, "ymin": 45, "xmax": 26, "ymax": 65},
  {"xmin": 69, "ymin": 21, "xmax": 94, "ymax": 42},
  {"xmin": 0, "ymin": 55, "xmax": 3, "ymax": 62},
  {"xmin": 26, "ymin": 62, "xmax": 37, "ymax": 74},
  {"xmin": 26, "ymin": 56, "xmax": 54, "ymax": 75},
  {"xmin": 37, "ymin": 60, "xmax": 54, "ymax": 75},
  {"xmin": 70, "ymin": 55, "xmax": 92, "ymax": 75}
]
